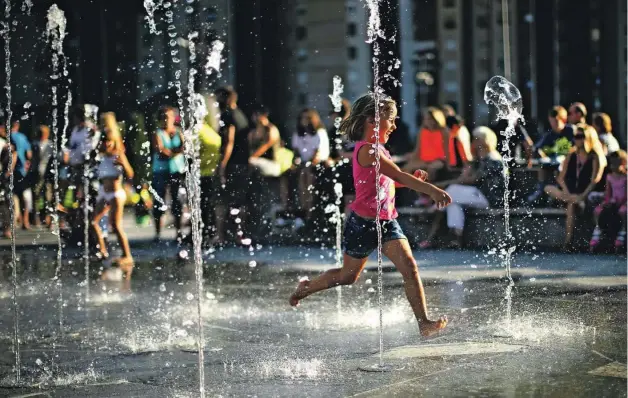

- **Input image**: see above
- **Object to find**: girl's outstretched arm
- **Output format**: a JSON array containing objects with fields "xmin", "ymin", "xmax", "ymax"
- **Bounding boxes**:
[{"xmin": 357, "ymin": 144, "xmax": 451, "ymax": 208}]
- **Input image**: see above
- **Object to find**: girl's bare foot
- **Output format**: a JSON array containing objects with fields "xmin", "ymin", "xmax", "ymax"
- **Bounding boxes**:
[
  {"xmin": 419, "ymin": 316, "xmax": 448, "ymax": 337},
  {"xmin": 289, "ymin": 278, "xmax": 310, "ymax": 307},
  {"xmin": 114, "ymin": 257, "xmax": 134, "ymax": 280}
]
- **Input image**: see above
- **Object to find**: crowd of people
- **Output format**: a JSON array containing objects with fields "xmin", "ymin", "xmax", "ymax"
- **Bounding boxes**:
[{"xmin": 0, "ymin": 88, "xmax": 625, "ymax": 278}]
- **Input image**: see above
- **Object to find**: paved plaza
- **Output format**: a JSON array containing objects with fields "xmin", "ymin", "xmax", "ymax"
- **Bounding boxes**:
[{"xmin": 0, "ymin": 237, "xmax": 625, "ymax": 397}]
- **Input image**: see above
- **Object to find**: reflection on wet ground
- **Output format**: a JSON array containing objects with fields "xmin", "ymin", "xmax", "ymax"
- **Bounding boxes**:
[{"xmin": 0, "ymin": 250, "xmax": 625, "ymax": 397}]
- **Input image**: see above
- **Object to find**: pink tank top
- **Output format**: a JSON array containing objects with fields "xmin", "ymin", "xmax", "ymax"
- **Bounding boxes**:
[
  {"xmin": 350, "ymin": 141, "xmax": 398, "ymax": 220},
  {"xmin": 607, "ymin": 173, "xmax": 627, "ymax": 204}
]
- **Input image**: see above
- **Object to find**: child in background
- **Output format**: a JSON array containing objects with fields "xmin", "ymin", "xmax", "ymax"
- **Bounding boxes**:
[
  {"xmin": 289, "ymin": 93, "xmax": 452, "ymax": 337},
  {"xmin": 590, "ymin": 150, "xmax": 627, "ymax": 251}
]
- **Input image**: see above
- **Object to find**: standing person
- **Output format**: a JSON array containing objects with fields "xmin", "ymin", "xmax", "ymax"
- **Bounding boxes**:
[
  {"xmin": 0, "ymin": 120, "xmax": 16, "ymax": 238},
  {"xmin": 289, "ymin": 93, "xmax": 451, "ymax": 337},
  {"xmin": 290, "ymin": 108, "xmax": 330, "ymax": 228},
  {"xmin": 544, "ymin": 125, "xmax": 605, "ymax": 248},
  {"xmin": 590, "ymin": 150, "xmax": 627, "ymax": 251},
  {"xmin": 151, "ymin": 106, "xmax": 186, "ymax": 242},
  {"xmin": 9, "ymin": 120, "xmax": 33, "ymax": 229},
  {"xmin": 198, "ymin": 111, "xmax": 222, "ymax": 244},
  {"xmin": 214, "ymin": 86, "xmax": 250, "ymax": 245},
  {"xmin": 92, "ymin": 112, "xmax": 134, "ymax": 275},
  {"xmin": 65, "ymin": 105, "xmax": 99, "ymax": 207},
  {"xmin": 248, "ymin": 105, "xmax": 282, "ymax": 177},
  {"xmin": 32, "ymin": 125, "xmax": 53, "ymax": 226},
  {"xmin": 592, "ymin": 112, "xmax": 620, "ymax": 156}
]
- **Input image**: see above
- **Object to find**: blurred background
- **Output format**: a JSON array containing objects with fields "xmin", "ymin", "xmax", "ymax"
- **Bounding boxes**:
[{"xmin": 1, "ymin": 0, "xmax": 626, "ymax": 142}]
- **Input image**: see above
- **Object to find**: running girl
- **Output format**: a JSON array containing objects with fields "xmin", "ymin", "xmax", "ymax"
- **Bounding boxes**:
[
  {"xmin": 289, "ymin": 93, "xmax": 452, "ymax": 336},
  {"xmin": 92, "ymin": 112, "xmax": 135, "ymax": 277}
]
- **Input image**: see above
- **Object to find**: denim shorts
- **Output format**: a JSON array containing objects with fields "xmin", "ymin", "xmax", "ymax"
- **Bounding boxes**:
[{"xmin": 343, "ymin": 212, "xmax": 407, "ymax": 259}]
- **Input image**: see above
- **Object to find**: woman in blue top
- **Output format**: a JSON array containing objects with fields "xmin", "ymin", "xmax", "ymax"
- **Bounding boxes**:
[{"xmin": 152, "ymin": 106, "xmax": 186, "ymax": 242}]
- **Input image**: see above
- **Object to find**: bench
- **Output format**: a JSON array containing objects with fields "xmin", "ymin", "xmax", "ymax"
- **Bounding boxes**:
[{"xmin": 396, "ymin": 206, "xmax": 595, "ymax": 250}]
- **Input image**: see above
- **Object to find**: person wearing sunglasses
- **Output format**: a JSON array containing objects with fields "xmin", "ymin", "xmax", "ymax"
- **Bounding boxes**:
[{"xmin": 544, "ymin": 125, "xmax": 606, "ymax": 249}]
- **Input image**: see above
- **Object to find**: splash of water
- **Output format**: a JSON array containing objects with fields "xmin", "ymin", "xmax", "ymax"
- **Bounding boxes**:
[
  {"xmin": 484, "ymin": 75, "xmax": 523, "ymax": 323},
  {"xmin": 47, "ymin": 3, "xmax": 68, "ymax": 334},
  {"xmin": 204, "ymin": 40, "xmax": 224, "ymax": 77},
  {"xmin": 184, "ymin": 31, "xmax": 207, "ymax": 398},
  {"xmin": 143, "ymin": 0, "xmax": 162, "ymax": 35},
  {"xmin": 21, "ymin": 0, "xmax": 32, "ymax": 15},
  {"xmin": 364, "ymin": 0, "xmax": 387, "ymax": 368},
  {"xmin": 257, "ymin": 358, "xmax": 325, "ymax": 380},
  {"xmin": 3, "ymin": 0, "xmax": 19, "ymax": 383},
  {"xmin": 328, "ymin": 76, "xmax": 345, "ymax": 313},
  {"xmin": 329, "ymin": 75, "xmax": 344, "ymax": 129}
]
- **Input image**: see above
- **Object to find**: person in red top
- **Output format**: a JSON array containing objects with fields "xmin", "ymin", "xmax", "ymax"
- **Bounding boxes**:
[
  {"xmin": 403, "ymin": 107, "xmax": 450, "ymax": 181},
  {"xmin": 442, "ymin": 104, "xmax": 473, "ymax": 168}
]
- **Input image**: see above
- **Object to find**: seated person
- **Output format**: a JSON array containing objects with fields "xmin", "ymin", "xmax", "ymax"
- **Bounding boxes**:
[
  {"xmin": 544, "ymin": 125, "xmax": 606, "ymax": 249},
  {"xmin": 590, "ymin": 150, "xmax": 627, "ymax": 251},
  {"xmin": 403, "ymin": 107, "xmax": 450, "ymax": 181},
  {"xmin": 526, "ymin": 106, "xmax": 574, "ymax": 203},
  {"xmin": 420, "ymin": 127, "xmax": 504, "ymax": 248},
  {"xmin": 592, "ymin": 112, "xmax": 620, "ymax": 156},
  {"xmin": 442, "ymin": 105, "xmax": 473, "ymax": 168}
]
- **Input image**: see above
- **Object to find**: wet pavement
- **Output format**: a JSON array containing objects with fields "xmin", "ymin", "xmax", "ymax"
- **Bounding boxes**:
[{"xmin": 0, "ymin": 247, "xmax": 625, "ymax": 397}]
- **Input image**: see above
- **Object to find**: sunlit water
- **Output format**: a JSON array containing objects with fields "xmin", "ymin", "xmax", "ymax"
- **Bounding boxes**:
[
  {"xmin": 484, "ymin": 75, "xmax": 524, "ymax": 324},
  {"xmin": 365, "ymin": 0, "xmax": 388, "ymax": 368},
  {"xmin": 46, "ymin": 4, "xmax": 69, "ymax": 334}
]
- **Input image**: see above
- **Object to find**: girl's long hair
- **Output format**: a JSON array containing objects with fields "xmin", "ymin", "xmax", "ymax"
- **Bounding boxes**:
[
  {"xmin": 575, "ymin": 124, "xmax": 607, "ymax": 170},
  {"xmin": 101, "ymin": 112, "xmax": 123, "ymax": 153},
  {"xmin": 338, "ymin": 93, "xmax": 396, "ymax": 142}
]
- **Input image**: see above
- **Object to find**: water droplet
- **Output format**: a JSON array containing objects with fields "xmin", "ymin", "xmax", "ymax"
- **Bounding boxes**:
[
  {"xmin": 248, "ymin": 261, "xmax": 257, "ymax": 268},
  {"xmin": 186, "ymin": 292, "xmax": 194, "ymax": 301}
]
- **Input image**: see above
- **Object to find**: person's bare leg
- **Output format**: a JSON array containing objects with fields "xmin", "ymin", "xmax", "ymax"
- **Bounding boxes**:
[
  {"xmin": 425, "ymin": 211, "xmax": 444, "ymax": 242},
  {"xmin": 383, "ymin": 238, "xmax": 447, "ymax": 336},
  {"xmin": 279, "ymin": 175, "xmax": 289, "ymax": 209},
  {"xmin": 213, "ymin": 205, "xmax": 227, "ymax": 244},
  {"xmin": 111, "ymin": 196, "xmax": 133, "ymax": 278},
  {"xmin": 91, "ymin": 201, "xmax": 110, "ymax": 258},
  {"xmin": 303, "ymin": 168, "xmax": 315, "ymax": 220},
  {"xmin": 298, "ymin": 168, "xmax": 309, "ymax": 215},
  {"xmin": 544, "ymin": 185, "xmax": 570, "ymax": 202},
  {"xmin": 289, "ymin": 254, "xmax": 368, "ymax": 306},
  {"xmin": 564, "ymin": 203, "xmax": 575, "ymax": 246}
]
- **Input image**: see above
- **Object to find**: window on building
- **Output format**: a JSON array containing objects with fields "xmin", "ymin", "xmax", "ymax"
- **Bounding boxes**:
[
  {"xmin": 444, "ymin": 0, "xmax": 456, "ymax": 8},
  {"xmin": 477, "ymin": 58, "xmax": 489, "ymax": 72},
  {"xmin": 348, "ymin": 46, "xmax": 358, "ymax": 60},
  {"xmin": 296, "ymin": 26, "xmax": 307, "ymax": 41},
  {"xmin": 298, "ymin": 93, "xmax": 308, "ymax": 106},
  {"xmin": 444, "ymin": 18, "xmax": 456, "ymax": 30},
  {"xmin": 297, "ymin": 72, "xmax": 308, "ymax": 85},
  {"xmin": 296, "ymin": 6, "xmax": 306, "ymax": 16},
  {"xmin": 347, "ymin": 23, "xmax": 357, "ymax": 36},
  {"xmin": 476, "ymin": 15, "xmax": 488, "ymax": 29},
  {"xmin": 297, "ymin": 48, "xmax": 307, "ymax": 62}
]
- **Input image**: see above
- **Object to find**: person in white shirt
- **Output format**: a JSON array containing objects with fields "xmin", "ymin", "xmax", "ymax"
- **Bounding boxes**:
[
  {"xmin": 290, "ymin": 108, "xmax": 330, "ymax": 227},
  {"xmin": 63, "ymin": 105, "xmax": 99, "ymax": 207},
  {"xmin": 592, "ymin": 112, "xmax": 621, "ymax": 155}
]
